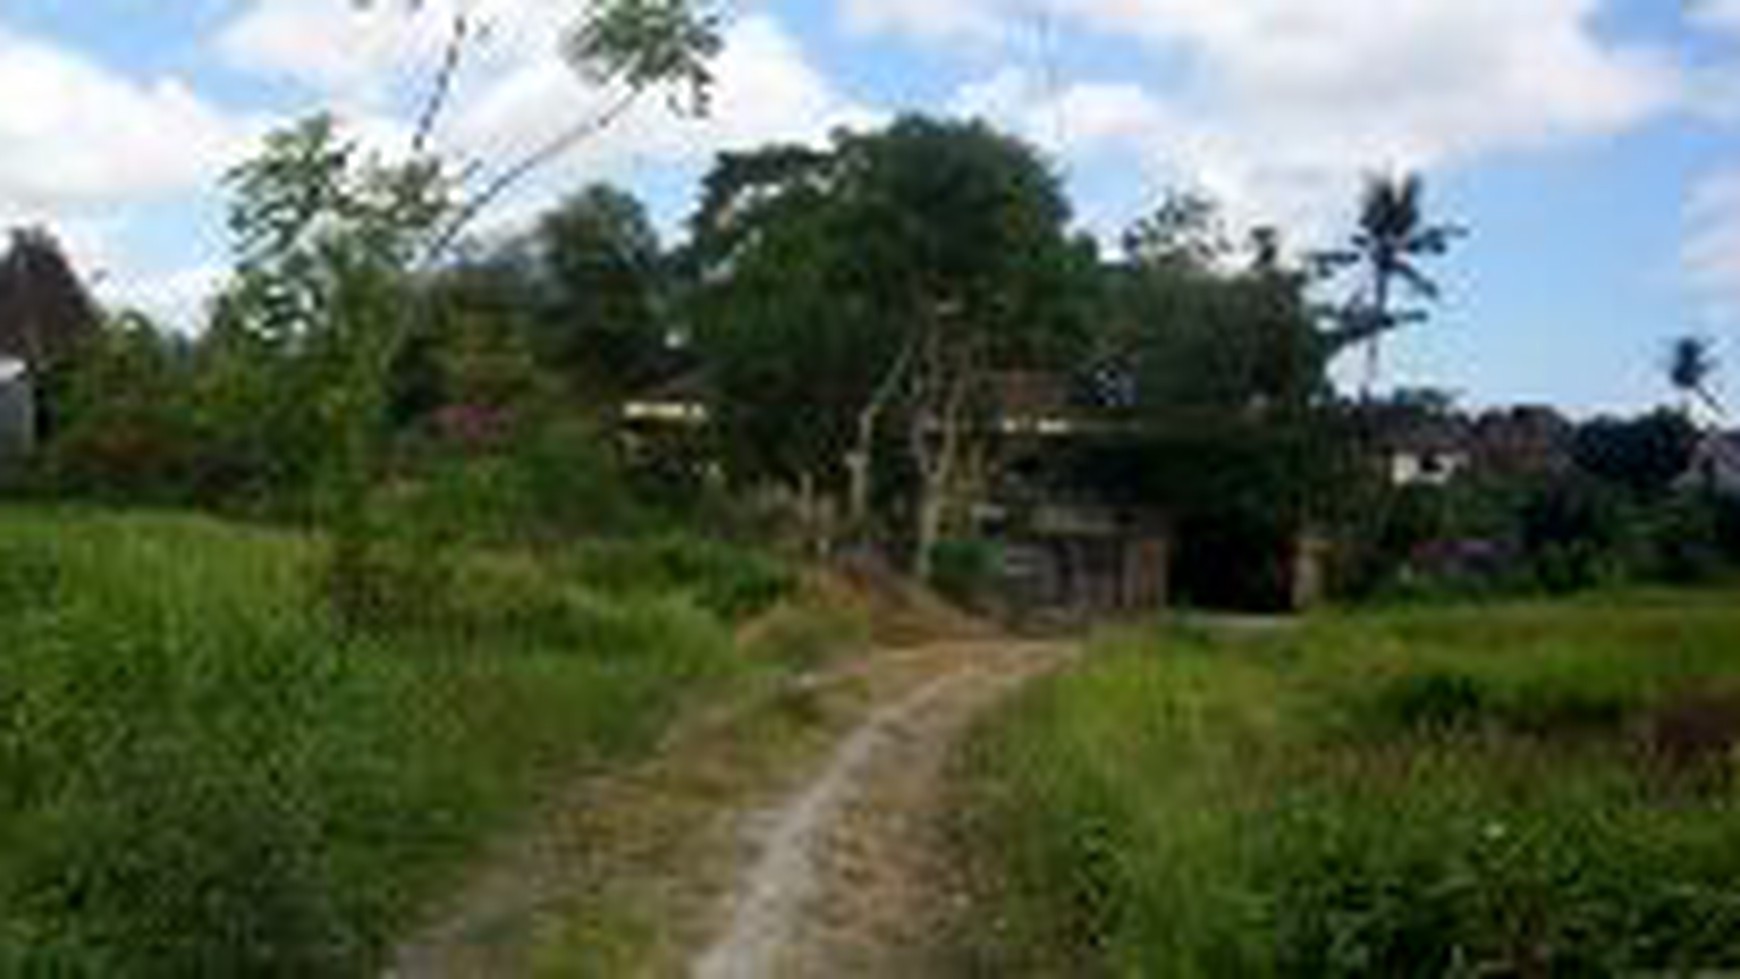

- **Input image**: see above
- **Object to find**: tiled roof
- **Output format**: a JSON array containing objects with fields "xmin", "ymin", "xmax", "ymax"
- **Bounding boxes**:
[{"xmin": 0, "ymin": 229, "xmax": 99, "ymax": 366}]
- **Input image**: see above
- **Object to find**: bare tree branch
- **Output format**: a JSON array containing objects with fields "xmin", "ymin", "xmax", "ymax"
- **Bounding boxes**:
[
  {"xmin": 412, "ymin": 10, "xmax": 471, "ymax": 156},
  {"xmin": 423, "ymin": 86, "xmax": 641, "ymax": 266},
  {"xmin": 847, "ymin": 330, "xmax": 919, "ymax": 527},
  {"xmin": 1698, "ymin": 385, "xmax": 1728, "ymax": 421}
]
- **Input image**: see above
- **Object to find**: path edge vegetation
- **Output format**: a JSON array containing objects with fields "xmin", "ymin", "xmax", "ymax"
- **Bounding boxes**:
[{"xmin": 952, "ymin": 596, "xmax": 1740, "ymax": 976}]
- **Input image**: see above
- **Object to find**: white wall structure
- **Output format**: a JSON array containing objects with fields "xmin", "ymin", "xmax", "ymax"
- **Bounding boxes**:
[
  {"xmin": 1389, "ymin": 449, "xmax": 1470, "ymax": 488},
  {"xmin": 0, "ymin": 358, "xmax": 34, "ymax": 467}
]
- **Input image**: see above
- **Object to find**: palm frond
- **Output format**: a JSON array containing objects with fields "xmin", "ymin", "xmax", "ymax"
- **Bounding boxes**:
[{"xmin": 1393, "ymin": 262, "xmax": 1441, "ymax": 301}]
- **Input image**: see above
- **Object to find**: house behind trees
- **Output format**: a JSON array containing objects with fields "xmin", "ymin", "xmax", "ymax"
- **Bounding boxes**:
[
  {"xmin": 1685, "ymin": 432, "xmax": 1740, "ymax": 498},
  {"xmin": 0, "ymin": 227, "xmax": 100, "ymax": 462}
]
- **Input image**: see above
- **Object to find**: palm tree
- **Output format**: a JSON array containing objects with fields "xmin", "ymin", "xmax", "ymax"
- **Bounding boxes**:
[
  {"xmin": 1667, "ymin": 335, "xmax": 1724, "ymax": 422},
  {"xmin": 1320, "ymin": 173, "xmax": 1462, "ymax": 398}
]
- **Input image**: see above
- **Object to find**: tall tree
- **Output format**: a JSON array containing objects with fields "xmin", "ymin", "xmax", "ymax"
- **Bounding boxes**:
[
  {"xmin": 1667, "ymin": 334, "xmax": 1724, "ymax": 422},
  {"xmin": 1121, "ymin": 191, "xmax": 1230, "ymax": 273},
  {"xmin": 689, "ymin": 143, "xmax": 872, "ymax": 498},
  {"xmin": 221, "ymin": 0, "xmax": 723, "ymax": 619},
  {"xmin": 689, "ymin": 117, "xmax": 1090, "ymax": 572},
  {"xmin": 1318, "ymin": 172, "xmax": 1462, "ymax": 397},
  {"xmin": 534, "ymin": 184, "xmax": 670, "ymax": 405},
  {"xmin": 1080, "ymin": 208, "xmax": 1364, "ymax": 609},
  {"xmin": 845, "ymin": 118, "xmax": 1085, "ymax": 576},
  {"xmin": 1572, "ymin": 410, "xmax": 1700, "ymax": 499},
  {"xmin": 1118, "ymin": 204, "xmax": 1332, "ymax": 420}
]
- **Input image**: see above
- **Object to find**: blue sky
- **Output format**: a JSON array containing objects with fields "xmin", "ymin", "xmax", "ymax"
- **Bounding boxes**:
[{"xmin": 0, "ymin": 0, "xmax": 1734, "ymax": 416}]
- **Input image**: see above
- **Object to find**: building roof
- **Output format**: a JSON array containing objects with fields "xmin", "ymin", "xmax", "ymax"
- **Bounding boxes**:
[
  {"xmin": 1703, "ymin": 432, "xmax": 1740, "ymax": 469},
  {"xmin": 0, "ymin": 228, "xmax": 99, "ymax": 368}
]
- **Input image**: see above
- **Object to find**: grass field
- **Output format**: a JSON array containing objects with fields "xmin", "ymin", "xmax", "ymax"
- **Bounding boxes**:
[
  {"xmin": 0, "ymin": 507, "xmax": 785, "ymax": 977},
  {"xmin": 959, "ymin": 594, "xmax": 1740, "ymax": 976}
]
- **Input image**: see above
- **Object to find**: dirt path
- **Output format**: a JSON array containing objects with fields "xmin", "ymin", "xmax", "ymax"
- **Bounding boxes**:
[
  {"xmin": 387, "ymin": 639, "xmax": 1069, "ymax": 978},
  {"xmin": 386, "ymin": 639, "xmax": 1066, "ymax": 977},
  {"xmin": 692, "ymin": 641, "xmax": 1070, "ymax": 979}
]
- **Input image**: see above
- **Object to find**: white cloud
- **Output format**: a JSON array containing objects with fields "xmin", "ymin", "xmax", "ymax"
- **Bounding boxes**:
[
  {"xmin": 447, "ymin": 13, "xmax": 879, "ymax": 239},
  {"xmin": 215, "ymin": 0, "xmax": 562, "ymax": 98},
  {"xmin": 1688, "ymin": 0, "xmax": 1740, "ymax": 123},
  {"xmin": 842, "ymin": 0, "xmax": 1008, "ymax": 45},
  {"xmin": 1693, "ymin": 0, "xmax": 1740, "ymax": 36},
  {"xmin": 1687, "ymin": 170, "xmax": 1740, "ymax": 308},
  {"xmin": 217, "ymin": 3, "xmax": 873, "ymax": 216},
  {"xmin": 128, "ymin": 5, "xmax": 873, "ymax": 320},
  {"xmin": 864, "ymin": 0, "xmax": 1677, "ymax": 241},
  {"xmin": 0, "ymin": 26, "xmax": 248, "ymax": 209},
  {"xmin": 954, "ymin": 69, "xmax": 1176, "ymax": 159},
  {"xmin": 841, "ymin": 0, "xmax": 1005, "ymax": 45},
  {"xmin": 217, "ymin": 0, "xmax": 423, "ymax": 97},
  {"xmin": 447, "ymin": 14, "xmax": 875, "ymax": 165},
  {"xmin": 1680, "ymin": 2, "xmax": 1740, "ymax": 315},
  {"xmin": 0, "ymin": 23, "xmax": 256, "ymax": 333},
  {"xmin": 98, "ymin": 263, "xmax": 231, "ymax": 332}
]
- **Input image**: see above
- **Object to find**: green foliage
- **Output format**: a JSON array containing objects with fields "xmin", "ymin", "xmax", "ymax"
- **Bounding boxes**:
[
  {"xmin": 1636, "ymin": 492, "xmax": 1727, "ymax": 584},
  {"xmin": 1069, "ymin": 201, "xmax": 1361, "ymax": 609},
  {"xmin": 406, "ymin": 422, "xmax": 642, "ymax": 544},
  {"xmin": 0, "ymin": 508, "xmax": 745, "ymax": 975},
  {"xmin": 36, "ymin": 314, "xmax": 200, "ymax": 503},
  {"xmin": 568, "ymin": 534, "xmax": 794, "ymax": 621},
  {"xmin": 1120, "ymin": 191, "xmax": 1231, "ymax": 271},
  {"xmin": 690, "ymin": 115, "xmax": 1094, "ymax": 496},
  {"xmin": 1314, "ymin": 172, "xmax": 1463, "ymax": 390},
  {"xmin": 1337, "ymin": 401, "xmax": 1736, "ymax": 601},
  {"xmin": 532, "ymin": 184, "xmax": 672, "ymax": 401},
  {"xmin": 736, "ymin": 596, "xmax": 871, "ymax": 671},
  {"xmin": 927, "ymin": 537, "xmax": 1001, "ymax": 609},
  {"xmin": 1368, "ymin": 668, "xmax": 1489, "ymax": 732},
  {"xmin": 1117, "ymin": 203, "xmax": 1331, "ymax": 419},
  {"xmin": 565, "ymin": 0, "xmax": 722, "ymax": 115},
  {"xmin": 1571, "ymin": 410, "xmax": 1699, "ymax": 499},
  {"xmin": 962, "ymin": 596, "xmax": 1740, "ymax": 975},
  {"xmin": 1071, "ymin": 415, "xmax": 1356, "ymax": 610}
]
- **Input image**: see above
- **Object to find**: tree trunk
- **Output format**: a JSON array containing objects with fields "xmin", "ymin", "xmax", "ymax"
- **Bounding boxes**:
[
  {"xmin": 1362, "ymin": 264, "xmax": 1392, "ymax": 400},
  {"xmin": 847, "ymin": 337, "xmax": 917, "ymax": 532},
  {"xmin": 845, "ymin": 448, "xmax": 870, "ymax": 530},
  {"xmin": 913, "ymin": 477, "xmax": 946, "ymax": 581},
  {"xmin": 908, "ymin": 343, "xmax": 971, "ymax": 581}
]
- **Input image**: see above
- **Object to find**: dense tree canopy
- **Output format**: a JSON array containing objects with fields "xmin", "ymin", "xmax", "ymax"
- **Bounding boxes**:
[
  {"xmin": 1572, "ymin": 410, "xmax": 1700, "ymax": 499},
  {"xmin": 534, "ymin": 185, "xmax": 671, "ymax": 399},
  {"xmin": 689, "ymin": 116, "xmax": 1094, "ymax": 513}
]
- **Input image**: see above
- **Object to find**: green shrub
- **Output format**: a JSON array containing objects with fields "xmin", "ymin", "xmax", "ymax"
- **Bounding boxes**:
[
  {"xmin": 1369, "ymin": 669, "xmax": 1489, "ymax": 733},
  {"xmin": 391, "ymin": 419, "xmax": 644, "ymax": 549},
  {"xmin": 0, "ymin": 535, "xmax": 59, "ymax": 614},
  {"xmin": 927, "ymin": 538, "xmax": 1001, "ymax": 610},
  {"xmin": 0, "ymin": 508, "xmax": 745, "ymax": 975},
  {"xmin": 962, "ymin": 596, "xmax": 1740, "ymax": 975},
  {"xmin": 570, "ymin": 535, "xmax": 793, "ymax": 622},
  {"xmin": 738, "ymin": 599, "xmax": 870, "ymax": 670}
]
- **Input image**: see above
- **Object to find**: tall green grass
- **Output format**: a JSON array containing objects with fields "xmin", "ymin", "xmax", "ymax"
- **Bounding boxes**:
[
  {"xmin": 0, "ymin": 507, "xmax": 758, "ymax": 976},
  {"xmin": 961, "ymin": 595, "xmax": 1740, "ymax": 976}
]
